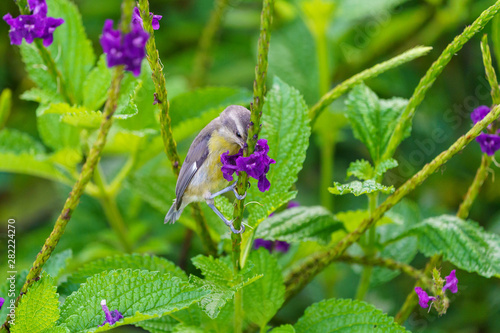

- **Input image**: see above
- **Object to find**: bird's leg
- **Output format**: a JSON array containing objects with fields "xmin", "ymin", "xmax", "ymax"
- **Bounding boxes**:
[
  {"xmin": 209, "ymin": 182, "xmax": 246, "ymax": 200},
  {"xmin": 206, "ymin": 200, "xmax": 245, "ymax": 234}
]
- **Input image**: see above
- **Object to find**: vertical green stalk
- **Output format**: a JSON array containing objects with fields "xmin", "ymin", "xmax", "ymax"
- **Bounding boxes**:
[
  {"xmin": 138, "ymin": 0, "xmax": 217, "ymax": 255},
  {"xmin": 283, "ymin": 104, "xmax": 500, "ymax": 301},
  {"xmin": 231, "ymin": 1, "xmax": 274, "ymax": 332},
  {"xmin": 355, "ymin": 192, "xmax": 378, "ymax": 300},
  {"xmin": 191, "ymin": 0, "xmax": 229, "ymax": 88},
  {"xmin": 0, "ymin": 2, "xmax": 136, "ymax": 331},
  {"xmin": 94, "ymin": 166, "xmax": 133, "ymax": 253},
  {"xmin": 395, "ymin": 35, "xmax": 500, "ymax": 325},
  {"xmin": 383, "ymin": 0, "xmax": 500, "ymax": 161}
]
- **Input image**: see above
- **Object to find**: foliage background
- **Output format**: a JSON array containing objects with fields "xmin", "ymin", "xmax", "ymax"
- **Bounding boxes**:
[{"xmin": 0, "ymin": 0, "xmax": 499, "ymax": 332}]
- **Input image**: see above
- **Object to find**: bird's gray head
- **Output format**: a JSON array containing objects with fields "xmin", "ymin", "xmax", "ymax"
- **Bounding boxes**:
[{"xmin": 218, "ymin": 105, "xmax": 251, "ymax": 148}]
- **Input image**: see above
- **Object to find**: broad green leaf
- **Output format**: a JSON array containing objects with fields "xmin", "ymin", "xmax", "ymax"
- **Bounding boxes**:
[
  {"xmin": 46, "ymin": 0, "xmax": 95, "ymax": 103},
  {"xmin": 405, "ymin": 215, "xmax": 500, "ymax": 278},
  {"xmin": 0, "ymin": 129, "xmax": 72, "ymax": 183},
  {"xmin": 243, "ymin": 249, "xmax": 285, "ymax": 328},
  {"xmin": 247, "ymin": 77, "xmax": 311, "ymax": 227},
  {"xmin": 44, "ymin": 249, "xmax": 73, "ymax": 280},
  {"xmin": 37, "ymin": 107, "xmax": 81, "ymax": 150},
  {"xmin": 270, "ymin": 325, "xmax": 296, "ymax": 333},
  {"xmin": 135, "ymin": 316, "xmax": 179, "ymax": 333},
  {"xmin": 335, "ymin": 210, "xmax": 393, "ymax": 233},
  {"xmin": 347, "ymin": 159, "xmax": 374, "ymax": 180},
  {"xmin": 329, "ymin": 180, "xmax": 394, "ymax": 196},
  {"xmin": 12, "ymin": 275, "xmax": 60, "ymax": 333},
  {"xmin": 345, "ymin": 83, "xmax": 409, "ymax": 163},
  {"xmin": 19, "ymin": 42, "xmax": 58, "ymax": 95},
  {"xmin": 294, "ymin": 298, "xmax": 408, "ymax": 332},
  {"xmin": 63, "ymin": 253, "xmax": 187, "ymax": 295},
  {"xmin": 375, "ymin": 158, "xmax": 398, "ymax": 176},
  {"xmin": 0, "ymin": 88, "xmax": 12, "ymax": 128},
  {"xmin": 83, "ymin": 55, "xmax": 112, "ymax": 111},
  {"xmin": 190, "ymin": 255, "xmax": 262, "ymax": 319},
  {"xmin": 43, "ymin": 103, "xmax": 101, "ymax": 129},
  {"xmin": 58, "ymin": 269, "xmax": 207, "ymax": 332},
  {"xmin": 255, "ymin": 206, "xmax": 344, "ymax": 245},
  {"xmin": 20, "ymin": 88, "xmax": 64, "ymax": 105}
]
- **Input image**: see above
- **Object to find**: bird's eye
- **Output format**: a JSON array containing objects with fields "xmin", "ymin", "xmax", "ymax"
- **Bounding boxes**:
[{"xmin": 236, "ymin": 131, "xmax": 242, "ymax": 138}]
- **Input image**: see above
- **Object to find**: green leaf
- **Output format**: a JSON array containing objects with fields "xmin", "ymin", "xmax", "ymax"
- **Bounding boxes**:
[
  {"xmin": 345, "ymin": 83, "xmax": 409, "ymax": 163},
  {"xmin": 405, "ymin": 215, "xmax": 500, "ymax": 278},
  {"xmin": 255, "ymin": 206, "xmax": 344, "ymax": 245},
  {"xmin": 270, "ymin": 325, "xmax": 296, "ymax": 333},
  {"xmin": 62, "ymin": 253, "xmax": 187, "ymax": 295},
  {"xmin": 44, "ymin": 249, "xmax": 73, "ymax": 280},
  {"xmin": 375, "ymin": 158, "xmax": 398, "ymax": 176},
  {"xmin": 19, "ymin": 43, "xmax": 58, "ymax": 95},
  {"xmin": 294, "ymin": 298, "xmax": 408, "ymax": 333},
  {"xmin": 12, "ymin": 275, "xmax": 60, "ymax": 333},
  {"xmin": 0, "ymin": 129, "xmax": 72, "ymax": 183},
  {"xmin": 0, "ymin": 88, "xmax": 12, "ymax": 128},
  {"xmin": 335, "ymin": 210, "xmax": 393, "ymax": 233},
  {"xmin": 190, "ymin": 255, "xmax": 262, "ymax": 319},
  {"xmin": 135, "ymin": 316, "xmax": 179, "ymax": 333},
  {"xmin": 43, "ymin": 103, "xmax": 102, "ymax": 129},
  {"xmin": 347, "ymin": 159, "xmax": 374, "ymax": 180},
  {"xmin": 46, "ymin": 0, "xmax": 95, "ymax": 104},
  {"xmin": 20, "ymin": 88, "xmax": 64, "ymax": 105},
  {"xmin": 83, "ymin": 55, "xmax": 112, "ymax": 111},
  {"xmin": 329, "ymin": 180, "xmax": 394, "ymax": 196},
  {"xmin": 37, "ymin": 106, "xmax": 81, "ymax": 150},
  {"xmin": 243, "ymin": 249, "xmax": 285, "ymax": 328},
  {"xmin": 58, "ymin": 269, "xmax": 207, "ymax": 333},
  {"xmin": 247, "ymin": 77, "xmax": 311, "ymax": 228}
]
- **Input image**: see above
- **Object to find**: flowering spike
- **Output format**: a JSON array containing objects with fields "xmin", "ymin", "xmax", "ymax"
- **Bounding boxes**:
[
  {"xmin": 476, "ymin": 133, "xmax": 500, "ymax": 156},
  {"xmin": 471, "ymin": 105, "xmax": 491, "ymax": 124},
  {"xmin": 443, "ymin": 269, "xmax": 458, "ymax": 294},
  {"xmin": 0, "ymin": 297, "xmax": 5, "ymax": 310},
  {"xmin": 132, "ymin": 7, "xmax": 162, "ymax": 30},
  {"xmin": 99, "ymin": 299, "xmax": 124, "ymax": 327},
  {"xmin": 3, "ymin": 0, "xmax": 64, "ymax": 46},
  {"xmin": 415, "ymin": 287, "xmax": 435, "ymax": 309}
]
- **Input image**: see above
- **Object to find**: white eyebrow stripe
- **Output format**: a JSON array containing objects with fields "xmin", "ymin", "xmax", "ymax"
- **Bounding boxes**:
[{"xmin": 229, "ymin": 111, "xmax": 245, "ymax": 136}]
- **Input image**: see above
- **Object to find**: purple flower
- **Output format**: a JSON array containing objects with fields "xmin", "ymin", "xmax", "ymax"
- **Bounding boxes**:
[
  {"xmin": 220, "ymin": 139, "xmax": 275, "ymax": 192},
  {"xmin": 3, "ymin": 0, "xmax": 64, "ymax": 46},
  {"xmin": 476, "ymin": 133, "xmax": 500, "ymax": 156},
  {"xmin": 99, "ymin": 300, "xmax": 123, "ymax": 327},
  {"xmin": 132, "ymin": 7, "xmax": 162, "ymax": 30},
  {"xmin": 443, "ymin": 269, "xmax": 458, "ymax": 294},
  {"xmin": 254, "ymin": 238, "xmax": 273, "ymax": 251},
  {"xmin": 0, "ymin": 297, "xmax": 5, "ymax": 310},
  {"xmin": 471, "ymin": 105, "xmax": 490, "ymax": 124},
  {"xmin": 274, "ymin": 241, "xmax": 290, "ymax": 253},
  {"xmin": 99, "ymin": 19, "xmax": 149, "ymax": 77},
  {"xmin": 415, "ymin": 287, "xmax": 435, "ymax": 308}
]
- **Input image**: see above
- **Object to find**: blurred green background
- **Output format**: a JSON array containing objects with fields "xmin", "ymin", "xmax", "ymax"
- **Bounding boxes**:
[{"xmin": 1, "ymin": 0, "xmax": 499, "ymax": 332}]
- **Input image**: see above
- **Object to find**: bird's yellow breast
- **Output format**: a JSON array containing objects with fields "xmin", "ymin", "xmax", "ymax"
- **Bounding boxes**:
[{"xmin": 207, "ymin": 131, "xmax": 240, "ymax": 183}]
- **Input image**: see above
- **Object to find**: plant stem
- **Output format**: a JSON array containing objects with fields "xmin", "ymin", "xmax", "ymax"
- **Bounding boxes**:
[
  {"xmin": 138, "ymin": 0, "xmax": 217, "ymax": 255},
  {"xmin": 383, "ymin": 0, "xmax": 500, "ymax": 161},
  {"xmin": 94, "ymin": 166, "xmax": 133, "ymax": 253},
  {"xmin": 283, "ymin": 103, "xmax": 500, "ymax": 301},
  {"xmin": 395, "ymin": 33, "xmax": 500, "ymax": 325},
  {"xmin": 0, "ymin": 2, "xmax": 135, "ymax": 330},
  {"xmin": 337, "ymin": 255, "xmax": 429, "ymax": 283},
  {"xmin": 231, "ymin": 1, "xmax": 274, "ymax": 332},
  {"xmin": 309, "ymin": 46, "xmax": 432, "ymax": 122},
  {"xmin": 355, "ymin": 192, "xmax": 378, "ymax": 300},
  {"xmin": 191, "ymin": 0, "xmax": 229, "ymax": 88}
]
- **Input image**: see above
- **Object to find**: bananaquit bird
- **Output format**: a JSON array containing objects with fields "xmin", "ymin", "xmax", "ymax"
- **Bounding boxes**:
[{"xmin": 164, "ymin": 105, "xmax": 251, "ymax": 233}]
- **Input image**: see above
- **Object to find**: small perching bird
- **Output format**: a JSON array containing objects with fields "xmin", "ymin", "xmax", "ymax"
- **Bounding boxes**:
[{"xmin": 165, "ymin": 105, "xmax": 251, "ymax": 233}]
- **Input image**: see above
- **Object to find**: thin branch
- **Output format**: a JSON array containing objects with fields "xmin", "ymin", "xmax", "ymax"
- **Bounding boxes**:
[
  {"xmin": 383, "ymin": 0, "xmax": 500, "ymax": 161},
  {"xmin": 138, "ymin": 0, "xmax": 217, "ymax": 256},
  {"xmin": 191, "ymin": 0, "xmax": 229, "ymax": 88},
  {"xmin": 283, "ymin": 103, "xmax": 500, "ymax": 301}
]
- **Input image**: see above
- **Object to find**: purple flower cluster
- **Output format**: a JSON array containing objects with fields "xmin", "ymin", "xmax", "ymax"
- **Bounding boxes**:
[
  {"xmin": 100, "ymin": 7, "xmax": 162, "ymax": 77},
  {"xmin": 3, "ymin": 0, "xmax": 64, "ymax": 47},
  {"xmin": 254, "ymin": 239, "xmax": 290, "ymax": 253},
  {"xmin": 471, "ymin": 105, "xmax": 500, "ymax": 156},
  {"xmin": 0, "ymin": 297, "xmax": 4, "ymax": 310},
  {"xmin": 220, "ymin": 139, "xmax": 276, "ymax": 192},
  {"xmin": 415, "ymin": 270, "xmax": 458, "ymax": 310},
  {"xmin": 99, "ymin": 299, "xmax": 124, "ymax": 327}
]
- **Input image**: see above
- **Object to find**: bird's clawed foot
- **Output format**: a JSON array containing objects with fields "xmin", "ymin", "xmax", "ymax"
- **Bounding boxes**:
[{"xmin": 207, "ymin": 201, "xmax": 245, "ymax": 234}]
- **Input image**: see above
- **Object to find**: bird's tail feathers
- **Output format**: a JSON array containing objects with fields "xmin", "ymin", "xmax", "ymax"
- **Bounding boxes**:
[{"xmin": 165, "ymin": 200, "xmax": 184, "ymax": 224}]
